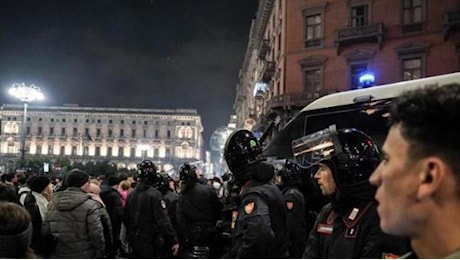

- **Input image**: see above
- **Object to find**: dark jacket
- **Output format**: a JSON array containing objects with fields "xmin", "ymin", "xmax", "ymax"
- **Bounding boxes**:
[
  {"xmin": 176, "ymin": 182, "xmax": 222, "ymax": 257},
  {"xmin": 282, "ymin": 186, "xmax": 307, "ymax": 258},
  {"xmin": 163, "ymin": 190, "xmax": 179, "ymax": 228},
  {"xmin": 229, "ymin": 161, "xmax": 289, "ymax": 258},
  {"xmin": 42, "ymin": 187, "xmax": 105, "ymax": 258},
  {"xmin": 303, "ymin": 201, "xmax": 407, "ymax": 258},
  {"xmin": 100, "ymin": 184, "xmax": 123, "ymax": 238},
  {"xmin": 93, "ymin": 199, "xmax": 114, "ymax": 258},
  {"xmin": 123, "ymin": 182, "xmax": 178, "ymax": 258}
]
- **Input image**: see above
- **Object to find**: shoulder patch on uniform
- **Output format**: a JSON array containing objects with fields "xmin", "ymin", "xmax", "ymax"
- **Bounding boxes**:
[
  {"xmin": 382, "ymin": 252, "xmax": 399, "ymax": 259},
  {"xmin": 286, "ymin": 201, "xmax": 294, "ymax": 210},
  {"xmin": 160, "ymin": 200, "xmax": 166, "ymax": 209},
  {"xmin": 244, "ymin": 201, "xmax": 255, "ymax": 214}
]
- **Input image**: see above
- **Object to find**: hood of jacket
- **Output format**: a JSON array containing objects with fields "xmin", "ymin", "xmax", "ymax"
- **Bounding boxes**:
[{"xmin": 53, "ymin": 187, "xmax": 91, "ymax": 211}]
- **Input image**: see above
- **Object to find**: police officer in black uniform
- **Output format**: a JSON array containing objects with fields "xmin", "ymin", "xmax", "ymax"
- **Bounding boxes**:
[
  {"xmin": 291, "ymin": 125, "xmax": 409, "ymax": 258},
  {"xmin": 175, "ymin": 162, "xmax": 222, "ymax": 258},
  {"xmin": 157, "ymin": 172, "xmax": 180, "ymax": 258},
  {"xmin": 123, "ymin": 160, "xmax": 179, "ymax": 258},
  {"xmin": 276, "ymin": 160, "xmax": 309, "ymax": 258},
  {"xmin": 157, "ymin": 173, "xmax": 179, "ymax": 229},
  {"xmin": 224, "ymin": 129, "xmax": 289, "ymax": 258}
]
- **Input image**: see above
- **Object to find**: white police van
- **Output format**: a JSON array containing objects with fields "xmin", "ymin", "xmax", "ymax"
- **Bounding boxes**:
[{"xmin": 263, "ymin": 72, "xmax": 460, "ymax": 159}]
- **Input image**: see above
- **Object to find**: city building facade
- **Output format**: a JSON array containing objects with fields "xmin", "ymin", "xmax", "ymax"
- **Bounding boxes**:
[
  {"xmin": 0, "ymin": 104, "xmax": 204, "ymax": 174},
  {"xmin": 234, "ymin": 0, "xmax": 460, "ymax": 145}
]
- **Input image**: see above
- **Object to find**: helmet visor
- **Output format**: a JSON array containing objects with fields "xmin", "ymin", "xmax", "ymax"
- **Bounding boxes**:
[{"xmin": 292, "ymin": 125, "xmax": 341, "ymax": 168}]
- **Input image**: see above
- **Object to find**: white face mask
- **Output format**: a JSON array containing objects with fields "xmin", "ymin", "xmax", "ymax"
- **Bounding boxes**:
[{"xmin": 212, "ymin": 182, "xmax": 221, "ymax": 190}]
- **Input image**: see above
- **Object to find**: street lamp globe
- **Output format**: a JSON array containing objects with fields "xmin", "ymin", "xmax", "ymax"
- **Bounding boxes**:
[
  {"xmin": 9, "ymin": 82, "xmax": 44, "ymax": 103},
  {"xmin": 8, "ymin": 82, "xmax": 45, "ymax": 162}
]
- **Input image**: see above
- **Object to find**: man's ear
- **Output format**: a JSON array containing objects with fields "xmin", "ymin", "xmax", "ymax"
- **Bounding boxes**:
[{"xmin": 417, "ymin": 159, "xmax": 445, "ymax": 200}]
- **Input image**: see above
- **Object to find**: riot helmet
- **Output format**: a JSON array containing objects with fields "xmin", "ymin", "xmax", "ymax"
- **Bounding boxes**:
[
  {"xmin": 179, "ymin": 162, "xmax": 198, "ymax": 183},
  {"xmin": 292, "ymin": 125, "xmax": 380, "ymax": 188},
  {"xmin": 137, "ymin": 160, "xmax": 160, "ymax": 185},
  {"xmin": 278, "ymin": 160, "xmax": 303, "ymax": 187},
  {"xmin": 224, "ymin": 129, "xmax": 263, "ymax": 178},
  {"xmin": 157, "ymin": 173, "xmax": 173, "ymax": 194}
]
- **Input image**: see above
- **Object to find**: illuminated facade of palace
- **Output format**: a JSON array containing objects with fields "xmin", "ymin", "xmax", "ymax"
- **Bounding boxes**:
[{"xmin": 0, "ymin": 104, "xmax": 204, "ymax": 173}]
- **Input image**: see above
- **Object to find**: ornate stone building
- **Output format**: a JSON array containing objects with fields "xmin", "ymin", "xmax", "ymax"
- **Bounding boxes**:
[
  {"xmin": 234, "ymin": 0, "xmax": 460, "ymax": 146},
  {"xmin": 0, "ymin": 104, "xmax": 204, "ymax": 173}
]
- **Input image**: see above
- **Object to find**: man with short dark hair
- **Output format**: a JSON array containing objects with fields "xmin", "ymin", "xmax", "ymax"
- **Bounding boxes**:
[{"xmin": 369, "ymin": 83, "xmax": 460, "ymax": 258}]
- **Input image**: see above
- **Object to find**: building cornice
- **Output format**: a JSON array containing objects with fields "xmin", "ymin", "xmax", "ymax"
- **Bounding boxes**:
[{"xmin": 1, "ymin": 104, "xmax": 199, "ymax": 116}]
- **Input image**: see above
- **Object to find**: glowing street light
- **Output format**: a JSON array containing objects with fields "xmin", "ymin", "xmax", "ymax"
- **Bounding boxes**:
[{"xmin": 8, "ymin": 82, "xmax": 44, "ymax": 161}]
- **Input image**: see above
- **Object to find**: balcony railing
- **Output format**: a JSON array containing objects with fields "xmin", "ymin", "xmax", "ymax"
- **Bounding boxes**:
[
  {"xmin": 444, "ymin": 10, "xmax": 460, "ymax": 40},
  {"xmin": 335, "ymin": 23, "xmax": 384, "ymax": 54},
  {"xmin": 261, "ymin": 61, "xmax": 276, "ymax": 83},
  {"xmin": 266, "ymin": 90, "xmax": 337, "ymax": 110}
]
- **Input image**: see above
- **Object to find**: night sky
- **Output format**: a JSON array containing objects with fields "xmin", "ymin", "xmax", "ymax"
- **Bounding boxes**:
[{"xmin": 0, "ymin": 0, "xmax": 259, "ymax": 147}]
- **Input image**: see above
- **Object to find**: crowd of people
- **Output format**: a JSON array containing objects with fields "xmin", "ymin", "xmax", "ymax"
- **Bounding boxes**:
[{"xmin": 0, "ymin": 82, "xmax": 459, "ymax": 259}]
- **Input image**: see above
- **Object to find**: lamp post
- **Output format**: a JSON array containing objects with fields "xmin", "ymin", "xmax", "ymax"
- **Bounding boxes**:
[{"xmin": 8, "ymin": 82, "xmax": 44, "ymax": 162}]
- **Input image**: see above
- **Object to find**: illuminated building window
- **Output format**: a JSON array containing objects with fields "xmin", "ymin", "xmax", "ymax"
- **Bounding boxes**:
[
  {"xmin": 178, "ymin": 127, "xmax": 193, "ymax": 139},
  {"xmin": 396, "ymin": 42, "xmax": 428, "ymax": 81}
]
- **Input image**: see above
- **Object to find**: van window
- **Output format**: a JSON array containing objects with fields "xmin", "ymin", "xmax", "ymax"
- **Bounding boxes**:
[{"xmin": 264, "ymin": 98, "xmax": 392, "ymax": 159}]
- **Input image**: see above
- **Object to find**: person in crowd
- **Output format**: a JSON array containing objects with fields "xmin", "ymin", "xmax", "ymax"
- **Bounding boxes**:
[
  {"xmin": 0, "ymin": 201, "xmax": 38, "ymax": 258},
  {"xmin": 16, "ymin": 173, "xmax": 28, "ymax": 193},
  {"xmin": 0, "ymin": 182, "xmax": 19, "ymax": 203},
  {"xmin": 118, "ymin": 179, "xmax": 131, "ymax": 208},
  {"xmin": 197, "ymin": 173, "xmax": 207, "ymax": 185},
  {"xmin": 4, "ymin": 172, "xmax": 18, "ymax": 193},
  {"xmin": 223, "ymin": 129, "xmax": 289, "ymax": 258},
  {"xmin": 22, "ymin": 175, "xmax": 53, "ymax": 257},
  {"xmin": 155, "ymin": 172, "xmax": 179, "ymax": 258},
  {"xmin": 123, "ymin": 160, "xmax": 179, "ymax": 258},
  {"xmin": 51, "ymin": 176, "xmax": 63, "ymax": 193},
  {"xmin": 157, "ymin": 173, "xmax": 179, "ymax": 229},
  {"xmin": 128, "ymin": 175, "xmax": 137, "ymax": 189},
  {"xmin": 176, "ymin": 162, "xmax": 222, "ymax": 258},
  {"xmin": 88, "ymin": 182, "xmax": 114, "ymax": 258},
  {"xmin": 118, "ymin": 179, "xmax": 133, "ymax": 257},
  {"xmin": 42, "ymin": 168, "xmax": 105, "ymax": 258},
  {"xmin": 275, "ymin": 160, "xmax": 308, "ymax": 258},
  {"xmin": 18, "ymin": 178, "xmax": 31, "ymax": 205},
  {"xmin": 292, "ymin": 125, "xmax": 408, "ymax": 258},
  {"xmin": 90, "ymin": 178, "xmax": 101, "ymax": 187},
  {"xmin": 100, "ymin": 174, "xmax": 123, "ymax": 258},
  {"xmin": 210, "ymin": 176, "xmax": 224, "ymax": 199},
  {"xmin": 369, "ymin": 83, "xmax": 460, "ymax": 258}
]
